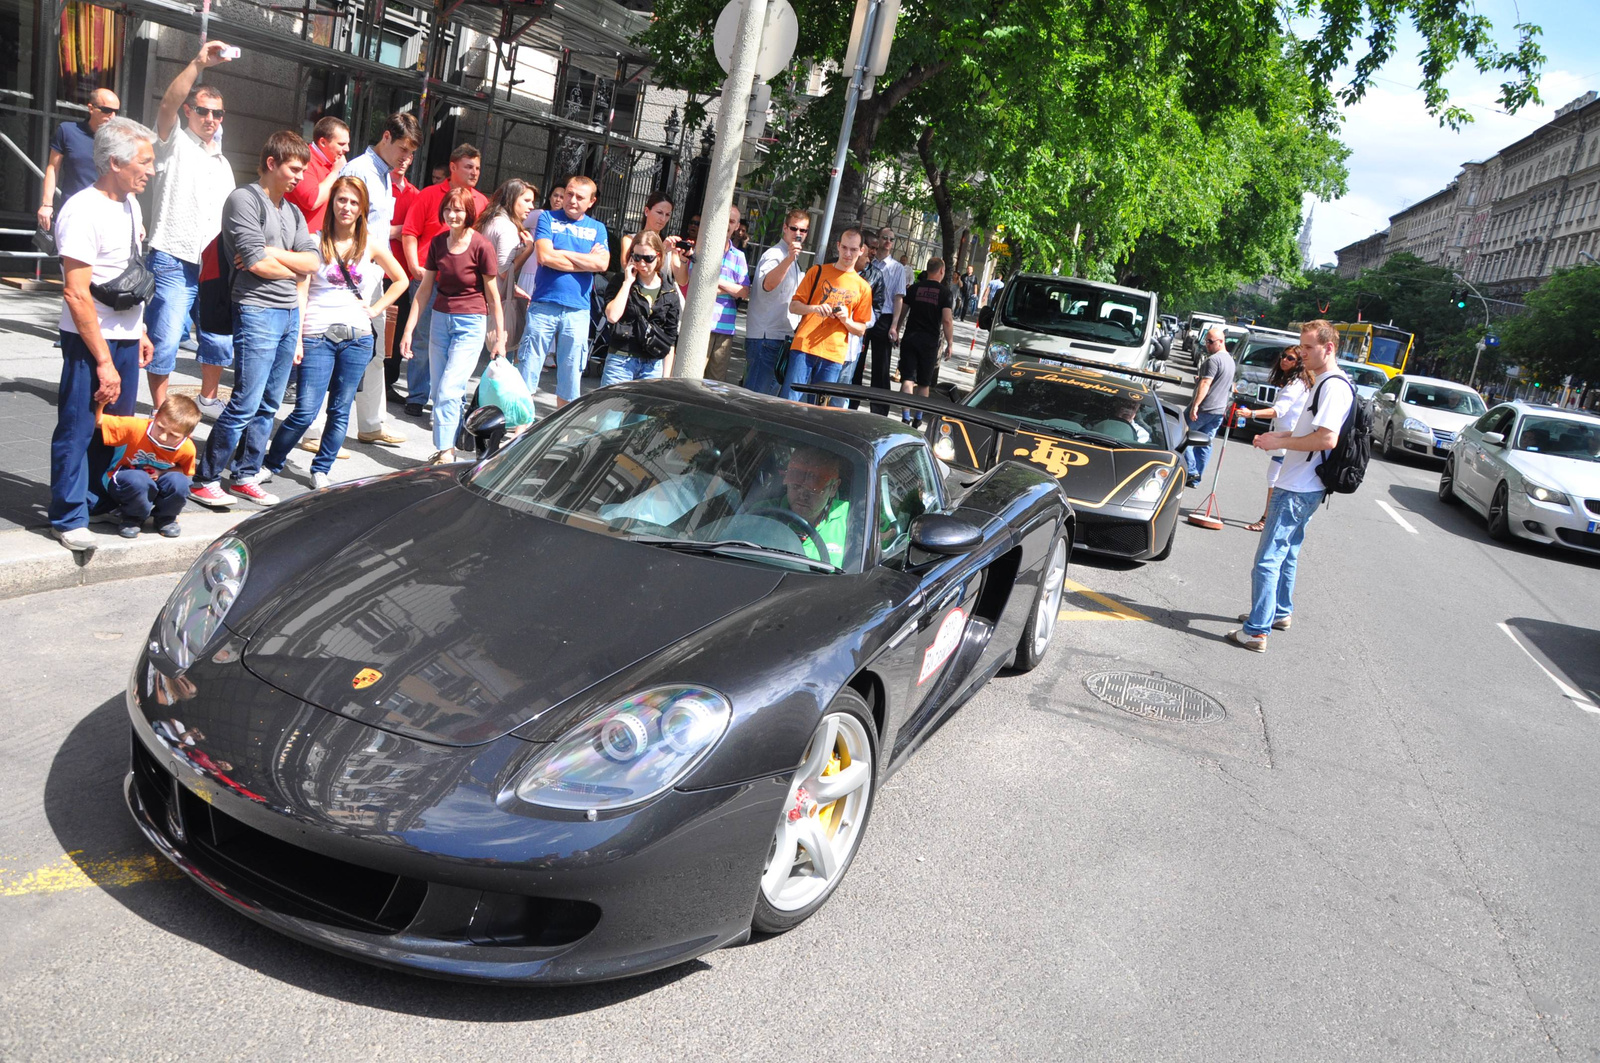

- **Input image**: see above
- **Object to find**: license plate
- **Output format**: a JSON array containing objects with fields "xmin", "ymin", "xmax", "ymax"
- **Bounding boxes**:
[
  {"xmin": 1589, "ymin": 521, "xmax": 1599, "ymax": 534},
  {"xmin": 1038, "ymin": 357, "xmax": 1063, "ymax": 367}
]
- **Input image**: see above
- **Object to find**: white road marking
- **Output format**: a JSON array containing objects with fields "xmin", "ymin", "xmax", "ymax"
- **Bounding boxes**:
[
  {"xmin": 1375, "ymin": 499, "xmax": 1420, "ymax": 535},
  {"xmin": 1497, "ymin": 622, "xmax": 1600, "ymax": 714}
]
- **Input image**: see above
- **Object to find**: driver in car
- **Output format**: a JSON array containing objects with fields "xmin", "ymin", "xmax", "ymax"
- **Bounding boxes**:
[
  {"xmin": 1089, "ymin": 395, "xmax": 1152, "ymax": 444},
  {"xmin": 775, "ymin": 446, "xmax": 851, "ymax": 566}
]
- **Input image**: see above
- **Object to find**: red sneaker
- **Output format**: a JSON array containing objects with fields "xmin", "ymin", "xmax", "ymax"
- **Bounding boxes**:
[
  {"xmin": 229, "ymin": 477, "xmax": 279, "ymax": 506},
  {"xmin": 190, "ymin": 482, "xmax": 235, "ymax": 508}
]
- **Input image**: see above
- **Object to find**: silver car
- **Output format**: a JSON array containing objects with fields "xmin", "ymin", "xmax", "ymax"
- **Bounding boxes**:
[
  {"xmin": 1440, "ymin": 402, "xmax": 1600, "ymax": 556},
  {"xmin": 1371, "ymin": 373, "xmax": 1487, "ymax": 462}
]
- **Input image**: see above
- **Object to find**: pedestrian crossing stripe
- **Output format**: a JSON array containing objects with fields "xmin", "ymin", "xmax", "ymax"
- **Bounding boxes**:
[{"xmin": 1058, "ymin": 578, "xmax": 1150, "ymax": 622}]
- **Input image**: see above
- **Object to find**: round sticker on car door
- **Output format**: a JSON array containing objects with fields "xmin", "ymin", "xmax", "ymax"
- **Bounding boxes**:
[{"xmin": 919, "ymin": 608, "xmax": 967, "ymax": 684}]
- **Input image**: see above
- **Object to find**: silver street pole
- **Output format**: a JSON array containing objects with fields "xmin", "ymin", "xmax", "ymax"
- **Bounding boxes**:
[
  {"xmin": 812, "ymin": 0, "xmax": 880, "ymax": 258},
  {"xmin": 674, "ymin": 0, "xmax": 769, "ymax": 378}
]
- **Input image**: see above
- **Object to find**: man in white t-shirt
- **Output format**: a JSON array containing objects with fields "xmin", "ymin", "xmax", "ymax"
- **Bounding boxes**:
[
  {"xmin": 1228, "ymin": 318, "xmax": 1352, "ymax": 651},
  {"xmin": 49, "ymin": 118, "xmax": 159, "ymax": 552},
  {"xmin": 742, "ymin": 206, "xmax": 809, "ymax": 395}
]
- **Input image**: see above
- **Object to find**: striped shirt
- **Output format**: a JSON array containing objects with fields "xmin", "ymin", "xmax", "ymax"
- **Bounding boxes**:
[{"xmin": 710, "ymin": 245, "xmax": 750, "ymax": 334}]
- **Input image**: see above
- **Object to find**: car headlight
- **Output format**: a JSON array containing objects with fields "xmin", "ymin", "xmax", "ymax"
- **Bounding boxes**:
[
  {"xmin": 156, "ymin": 537, "xmax": 248, "ymax": 669},
  {"xmin": 1127, "ymin": 468, "xmax": 1171, "ymax": 510},
  {"xmin": 1402, "ymin": 417, "xmax": 1431, "ymax": 435},
  {"xmin": 1523, "ymin": 478, "xmax": 1569, "ymax": 507},
  {"xmin": 988, "ymin": 343, "xmax": 1013, "ymax": 366},
  {"xmin": 510, "ymin": 686, "xmax": 732, "ymax": 811}
]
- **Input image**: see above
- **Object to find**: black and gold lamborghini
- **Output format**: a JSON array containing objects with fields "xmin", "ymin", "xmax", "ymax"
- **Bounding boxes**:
[{"xmin": 931, "ymin": 356, "xmax": 1205, "ymax": 562}]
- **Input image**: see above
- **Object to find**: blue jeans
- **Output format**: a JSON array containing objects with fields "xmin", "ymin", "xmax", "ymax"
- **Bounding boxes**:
[
  {"xmin": 107, "ymin": 468, "xmax": 189, "ymax": 525},
  {"xmin": 429, "ymin": 311, "xmax": 487, "ymax": 451},
  {"xmin": 406, "ymin": 278, "xmax": 434, "ymax": 404},
  {"xmin": 197, "ymin": 305, "xmax": 299, "ymax": 484},
  {"xmin": 520, "ymin": 300, "xmax": 591, "ymax": 402},
  {"xmin": 743, "ymin": 335, "xmax": 788, "ymax": 395},
  {"xmin": 601, "ymin": 353, "xmax": 665, "ymax": 386},
  {"xmin": 1184, "ymin": 411, "xmax": 1226, "ymax": 482},
  {"xmin": 143, "ymin": 249, "xmax": 232, "ymax": 375},
  {"xmin": 781, "ymin": 351, "xmax": 845, "ymax": 403},
  {"xmin": 49, "ymin": 331, "xmax": 139, "ymax": 531},
  {"xmin": 1245, "ymin": 487, "xmax": 1323, "ymax": 636},
  {"xmin": 264, "ymin": 331, "xmax": 375, "ymax": 475}
]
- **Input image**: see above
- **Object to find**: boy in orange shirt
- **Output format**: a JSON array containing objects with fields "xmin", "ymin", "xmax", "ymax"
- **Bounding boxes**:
[
  {"xmin": 780, "ymin": 226, "xmax": 873, "ymax": 403},
  {"xmin": 92, "ymin": 394, "xmax": 202, "ymax": 538}
]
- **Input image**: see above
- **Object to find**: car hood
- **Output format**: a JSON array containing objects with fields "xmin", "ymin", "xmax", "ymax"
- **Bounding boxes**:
[
  {"xmin": 1003, "ymin": 427, "xmax": 1174, "ymax": 506},
  {"xmin": 991, "ymin": 326, "xmax": 1144, "ymax": 369},
  {"xmin": 1507, "ymin": 451, "xmax": 1600, "ymax": 496},
  {"xmin": 1400, "ymin": 405, "xmax": 1477, "ymax": 432},
  {"xmin": 241, "ymin": 488, "xmax": 784, "ymax": 747}
]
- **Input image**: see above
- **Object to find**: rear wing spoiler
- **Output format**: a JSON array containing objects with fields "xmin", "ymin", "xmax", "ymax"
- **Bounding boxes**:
[
  {"xmin": 794, "ymin": 382, "xmax": 1025, "ymax": 435},
  {"xmin": 1012, "ymin": 346, "xmax": 1182, "ymax": 386}
]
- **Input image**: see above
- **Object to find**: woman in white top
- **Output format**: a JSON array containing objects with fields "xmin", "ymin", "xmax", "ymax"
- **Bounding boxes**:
[
  {"xmin": 477, "ymin": 178, "xmax": 538, "ymax": 355},
  {"xmin": 1241, "ymin": 345, "xmax": 1312, "ymax": 530},
  {"xmin": 263, "ymin": 177, "xmax": 406, "ymax": 488}
]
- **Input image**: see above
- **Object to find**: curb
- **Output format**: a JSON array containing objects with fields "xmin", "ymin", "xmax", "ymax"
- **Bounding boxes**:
[{"xmin": 0, "ymin": 511, "xmax": 248, "ymax": 600}]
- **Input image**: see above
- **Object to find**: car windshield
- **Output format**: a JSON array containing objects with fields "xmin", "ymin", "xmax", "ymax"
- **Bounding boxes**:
[
  {"xmin": 466, "ymin": 395, "xmax": 871, "ymax": 572},
  {"xmin": 967, "ymin": 366, "xmax": 1165, "ymax": 445},
  {"xmin": 1002, "ymin": 277, "xmax": 1151, "ymax": 344},
  {"xmin": 1402, "ymin": 382, "xmax": 1485, "ymax": 415},
  {"xmin": 1240, "ymin": 339, "xmax": 1296, "ymax": 367},
  {"xmin": 1513, "ymin": 415, "xmax": 1600, "ymax": 462},
  {"xmin": 1340, "ymin": 363, "xmax": 1388, "ymax": 390}
]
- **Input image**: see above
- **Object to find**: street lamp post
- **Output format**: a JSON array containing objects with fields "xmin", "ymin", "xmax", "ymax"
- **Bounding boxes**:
[{"xmin": 1453, "ymin": 271, "xmax": 1492, "ymax": 387}]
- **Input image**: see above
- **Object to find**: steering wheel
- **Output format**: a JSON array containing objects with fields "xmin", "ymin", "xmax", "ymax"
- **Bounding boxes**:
[{"xmin": 747, "ymin": 505, "xmax": 829, "ymax": 560}]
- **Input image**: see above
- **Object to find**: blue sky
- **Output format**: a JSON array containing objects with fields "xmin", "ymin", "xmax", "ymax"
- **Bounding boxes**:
[{"xmin": 1304, "ymin": 0, "xmax": 1599, "ymax": 265}]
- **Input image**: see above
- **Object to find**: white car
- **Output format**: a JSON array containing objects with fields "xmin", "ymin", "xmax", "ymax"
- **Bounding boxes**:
[
  {"xmin": 1370, "ymin": 373, "xmax": 1487, "ymax": 462},
  {"xmin": 1441, "ymin": 402, "xmax": 1600, "ymax": 555},
  {"xmin": 1336, "ymin": 361, "xmax": 1388, "ymax": 408}
]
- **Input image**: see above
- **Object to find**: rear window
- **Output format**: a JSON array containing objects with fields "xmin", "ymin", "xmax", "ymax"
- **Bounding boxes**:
[{"xmin": 1400, "ymin": 382, "xmax": 1485, "ymax": 415}]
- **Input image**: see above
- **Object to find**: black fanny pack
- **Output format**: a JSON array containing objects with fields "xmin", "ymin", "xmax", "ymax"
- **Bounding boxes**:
[{"xmin": 89, "ymin": 210, "xmax": 155, "ymax": 311}]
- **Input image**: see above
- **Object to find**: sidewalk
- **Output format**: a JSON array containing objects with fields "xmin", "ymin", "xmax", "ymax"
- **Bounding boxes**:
[{"xmin": 0, "ymin": 283, "xmax": 993, "ymax": 598}]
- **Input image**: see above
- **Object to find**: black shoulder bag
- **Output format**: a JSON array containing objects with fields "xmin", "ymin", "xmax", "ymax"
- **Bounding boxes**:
[{"xmin": 89, "ymin": 203, "xmax": 156, "ymax": 311}]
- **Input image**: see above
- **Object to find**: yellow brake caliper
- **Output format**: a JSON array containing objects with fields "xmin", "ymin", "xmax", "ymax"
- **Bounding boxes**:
[{"xmin": 816, "ymin": 741, "xmax": 850, "ymax": 835}]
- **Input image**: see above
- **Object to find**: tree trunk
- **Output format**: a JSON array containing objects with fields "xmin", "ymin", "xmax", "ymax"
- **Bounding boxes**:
[
  {"xmin": 835, "ymin": 62, "xmax": 953, "ymax": 221},
  {"xmin": 916, "ymin": 126, "xmax": 957, "ymax": 267}
]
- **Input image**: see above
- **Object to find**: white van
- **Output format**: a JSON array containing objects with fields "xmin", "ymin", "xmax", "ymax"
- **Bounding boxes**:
[{"xmin": 978, "ymin": 273, "xmax": 1162, "ymax": 376}]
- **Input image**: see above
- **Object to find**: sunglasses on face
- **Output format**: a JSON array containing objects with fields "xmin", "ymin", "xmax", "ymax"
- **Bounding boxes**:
[
  {"xmin": 191, "ymin": 106, "xmax": 225, "ymax": 119},
  {"xmin": 787, "ymin": 224, "xmax": 809, "ymax": 234},
  {"xmin": 89, "ymin": 103, "xmax": 119, "ymax": 115},
  {"xmin": 630, "ymin": 253, "xmax": 657, "ymax": 263}
]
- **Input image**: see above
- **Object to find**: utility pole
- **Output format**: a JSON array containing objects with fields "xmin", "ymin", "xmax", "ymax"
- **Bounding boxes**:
[
  {"xmin": 1453, "ymin": 271, "xmax": 1492, "ymax": 387},
  {"xmin": 813, "ymin": 0, "xmax": 885, "ymax": 257}
]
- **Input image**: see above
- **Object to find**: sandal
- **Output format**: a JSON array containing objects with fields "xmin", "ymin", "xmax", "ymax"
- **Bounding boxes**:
[{"xmin": 1245, "ymin": 518, "xmax": 1266, "ymax": 532}]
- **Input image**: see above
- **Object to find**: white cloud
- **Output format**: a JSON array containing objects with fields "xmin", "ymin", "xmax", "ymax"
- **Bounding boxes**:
[{"xmin": 1309, "ymin": 69, "xmax": 1594, "ymax": 264}]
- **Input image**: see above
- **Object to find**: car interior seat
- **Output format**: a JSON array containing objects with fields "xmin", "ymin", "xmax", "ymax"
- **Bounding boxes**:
[{"xmin": 1521, "ymin": 427, "xmax": 1550, "ymax": 451}]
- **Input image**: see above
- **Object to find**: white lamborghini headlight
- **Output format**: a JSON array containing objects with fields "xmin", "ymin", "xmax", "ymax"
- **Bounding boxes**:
[
  {"xmin": 156, "ymin": 537, "xmax": 248, "ymax": 669},
  {"xmin": 511, "ymin": 686, "xmax": 732, "ymax": 811},
  {"xmin": 1127, "ymin": 468, "xmax": 1171, "ymax": 510},
  {"xmin": 1523, "ymin": 478, "xmax": 1569, "ymax": 507}
]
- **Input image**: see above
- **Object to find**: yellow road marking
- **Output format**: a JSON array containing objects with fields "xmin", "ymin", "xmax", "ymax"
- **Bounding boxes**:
[
  {"xmin": 0, "ymin": 850, "xmax": 184, "ymax": 897},
  {"xmin": 1059, "ymin": 578, "xmax": 1150, "ymax": 622}
]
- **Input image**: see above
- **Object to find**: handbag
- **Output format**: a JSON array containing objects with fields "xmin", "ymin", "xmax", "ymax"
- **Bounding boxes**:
[
  {"xmin": 88, "ymin": 203, "xmax": 155, "ymax": 311},
  {"xmin": 32, "ymin": 225, "xmax": 56, "ymax": 256},
  {"xmin": 772, "ymin": 268, "xmax": 825, "ymax": 384}
]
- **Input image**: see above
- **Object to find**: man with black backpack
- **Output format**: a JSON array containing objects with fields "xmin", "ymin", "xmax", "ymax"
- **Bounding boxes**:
[{"xmin": 1228, "ymin": 319, "xmax": 1357, "ymax": 652}]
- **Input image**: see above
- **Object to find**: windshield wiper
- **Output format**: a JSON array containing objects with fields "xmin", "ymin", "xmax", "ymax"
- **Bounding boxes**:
[{"xmin": 625, "ymin": 536, "xmax": 841, "ymax": 573}]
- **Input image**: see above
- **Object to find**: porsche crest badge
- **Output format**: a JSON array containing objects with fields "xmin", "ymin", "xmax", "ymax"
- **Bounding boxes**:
[{"xmin": 352, "ymin": 668, "xmax": 383, "ymax": 689}]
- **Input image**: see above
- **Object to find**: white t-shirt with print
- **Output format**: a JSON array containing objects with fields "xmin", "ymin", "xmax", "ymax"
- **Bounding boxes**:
[
  {"xmin": 1275, "ymin": 369, "xmax": 1354, "ymax": 494},
  {"xmin": 302, "ymin": 243, "xmax": 381, "ymax": 337},
  {"xmin": 147, "ymin": 126, "xmax": 235, "ymax": 264},
  {"xmin": 55, "ymin": 187, "xmax": 146, "ymax": 339}
]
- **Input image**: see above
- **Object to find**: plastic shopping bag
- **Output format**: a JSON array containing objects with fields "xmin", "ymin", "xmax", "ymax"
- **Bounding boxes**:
[{"xmin": 478, "ymin": 357, "xmax": 536, "ymax": 428}]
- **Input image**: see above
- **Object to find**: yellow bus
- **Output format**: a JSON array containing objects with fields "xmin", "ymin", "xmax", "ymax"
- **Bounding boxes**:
[{"xmin": 1333, "ymin": 322, "xmax": 1414, "ymax": 378}]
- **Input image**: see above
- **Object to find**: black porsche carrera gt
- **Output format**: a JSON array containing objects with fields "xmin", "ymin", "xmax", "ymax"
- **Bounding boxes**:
[{"xmin": 125, "ymin": 379, "xmax": 1072, "ymax": 984}]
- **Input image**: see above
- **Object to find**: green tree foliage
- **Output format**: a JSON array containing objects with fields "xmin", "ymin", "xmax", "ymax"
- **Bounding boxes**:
[{"xmin": 1498, "ymin": 266, "xmax": 1600, "ymax": 387}]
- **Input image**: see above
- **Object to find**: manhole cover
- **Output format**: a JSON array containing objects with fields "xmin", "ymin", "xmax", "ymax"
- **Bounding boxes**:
[{"xmin": 1083, "ymin": 671, "xmax": 1226, "ymax": 724}]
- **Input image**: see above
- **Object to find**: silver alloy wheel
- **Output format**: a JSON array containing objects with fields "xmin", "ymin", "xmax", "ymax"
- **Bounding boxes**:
[
  {"xmin": 761, "ymin": 712, "xmax": 873, "ymax": 913},
  {"xmin": 1031, "ymin": 537, "xmax": 1069, "ymax": 659}
]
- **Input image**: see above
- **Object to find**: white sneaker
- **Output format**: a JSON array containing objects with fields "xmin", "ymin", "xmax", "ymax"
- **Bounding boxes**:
[
  {"xmin": 310, "ymin": 472, "xmax": 332, "ymax": 490},
  {"xmin": 249, "ymin": 468, "xmax": 273, "ymax": 485},
  {"xmin": 196, "ymin": 395, "xmax": 226, "ymax": 418},
  {"xmin": 53, "ymin": 526, "xmax": 96, "ymax": 552}
]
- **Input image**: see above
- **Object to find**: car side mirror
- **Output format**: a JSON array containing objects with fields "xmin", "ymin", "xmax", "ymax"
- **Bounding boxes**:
[
  {"xmin": 1178, "ymin": 430, "xmax": 1210, "ymax": 451},
  {"xmin": 1482, "ymin": 431, "xmax": 1505, "ymax": 446},
  {"xmin": 931, "ymin": 382, "xmax": 967, "ymax": 403},
  {"xmin": 465, "ymin": 403, "xmax": 507, "ymax": 456},
  {"xmin": 908, "ymin": 513, "xmax": 984, "ymax": 556},
  {"xmin": 977, "ymin": 306, "xmax": 993, "ymax": 331}
]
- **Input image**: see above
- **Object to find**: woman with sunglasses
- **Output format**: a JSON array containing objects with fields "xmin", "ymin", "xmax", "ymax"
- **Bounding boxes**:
[
  {"xmin": 1240, "ymin": 345, "xmax": 1312, "ymax": 531},
  {"xmin": 599, "ymin": 230, "xmax": 681, "ymax": 384}
]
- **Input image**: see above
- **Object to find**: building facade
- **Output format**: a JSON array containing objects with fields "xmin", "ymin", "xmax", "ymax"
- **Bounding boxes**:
[{"xmin": 1334, "ymin": 230, "xmax": 1388, "ymax": 278}]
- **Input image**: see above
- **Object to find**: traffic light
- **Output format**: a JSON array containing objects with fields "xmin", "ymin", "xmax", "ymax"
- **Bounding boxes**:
[{"xmin": 1450, "ymin": 288, "xmax": 1468, "ymax": 309}]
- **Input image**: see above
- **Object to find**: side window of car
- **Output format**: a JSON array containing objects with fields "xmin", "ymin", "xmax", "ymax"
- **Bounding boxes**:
[
  {"xmin": 878, "ymin": 444, "xmax": 943, "ymax": 564},
  {"xmin": 1475, "ymin": 407, "xmax": 1510, "ymax": 434},
  {"xmin": 1380, "ymin": 377, "xmax": 1401, "ymax": 398}
]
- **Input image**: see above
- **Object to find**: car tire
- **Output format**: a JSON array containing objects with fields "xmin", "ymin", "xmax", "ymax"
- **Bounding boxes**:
[
  {"xmin": 1012, "ymin": 533, "xmax": 1069, "ymax": 672},
  {"xmin": 1438, "ymin": 457, "xmax": 1459, "ymax": 504},
  {"xmin": 754, "ymin": 690, "xmax": 877, "ymax": 934},
  {"xmin": 1487, "ymin": 482, "xmax": 1513, "ymax": 542},
  {"xmin": 1380, "ymin": 423, "xmax": 1395, "ymax": 459},
  {"xmin": 1151, "ymin": 520, "xmax": 1176, "ymax": 562}
]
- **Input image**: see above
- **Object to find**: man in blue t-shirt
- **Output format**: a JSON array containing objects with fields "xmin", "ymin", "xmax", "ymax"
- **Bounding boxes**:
[
  {"xmin": 526, "ymin": 175, "xmax": 610, "ymax": 407},
  {"xmin": 38, "ymin": 88, "xmax": 121, "ymax": 232}
]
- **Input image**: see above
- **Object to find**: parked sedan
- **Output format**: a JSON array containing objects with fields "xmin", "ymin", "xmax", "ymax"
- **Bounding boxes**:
[
  {"xmin": 1440, "ymin": 401, "xmax": 1600, "ymax": 555},
  {"xmin": 1370, "ymin": 373, "xmax": 1487, "ymax": 461},
  {"xmin": 124, "ymin": 380, "xmax": 1073, "ymax": 984}
]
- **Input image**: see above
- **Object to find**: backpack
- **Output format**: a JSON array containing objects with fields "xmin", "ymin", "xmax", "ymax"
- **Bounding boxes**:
[
  {"xmin": 1304, "ymin": 374, "xmax": 1370, "ymax": 495},
  {"xmin": 197, "ymin": 235, "xmax": 234, "ymax": 334}
]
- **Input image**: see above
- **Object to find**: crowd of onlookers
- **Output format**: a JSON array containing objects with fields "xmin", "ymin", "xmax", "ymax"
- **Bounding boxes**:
[{"xmin": 35, "ymin": 40, "xmax": 977, "ymax": 553}]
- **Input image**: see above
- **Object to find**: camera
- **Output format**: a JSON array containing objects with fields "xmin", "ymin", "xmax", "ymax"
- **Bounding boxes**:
[{"xmin": 219, "ymin": 45, "xmax": 241, "ymax": 59}]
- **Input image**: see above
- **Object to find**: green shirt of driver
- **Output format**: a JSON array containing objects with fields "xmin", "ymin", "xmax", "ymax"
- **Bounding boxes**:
[{"xmin": 800, "ymin": 498, "xmax": 851, "ymax": 567}]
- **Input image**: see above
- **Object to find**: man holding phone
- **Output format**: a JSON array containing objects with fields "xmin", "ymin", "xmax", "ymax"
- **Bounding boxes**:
[
  {"xmin": 780, "ymin": 227, "xmax": 872, "ymax": 403},
  {"xmin": 742, "ymin": 207, "xmax": 809, "ymax": 394}
]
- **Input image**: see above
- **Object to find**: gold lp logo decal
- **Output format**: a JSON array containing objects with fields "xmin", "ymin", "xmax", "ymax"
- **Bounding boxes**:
[
  {"xmin": 352, "ymin": 668, "xmax": 383, "ymax": 689},
  {"xmin": 1014, "ymin": 439, "xmax": 1090, "ymax": 478}
]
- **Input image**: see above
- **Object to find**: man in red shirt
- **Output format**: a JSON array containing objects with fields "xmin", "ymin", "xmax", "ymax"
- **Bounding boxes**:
[
  {"xmin": 385, "ymin": 168, "xmax": 421, "ymax": 394},
  {"xmin": 399, "ymin": 144, "xmax": 486, "ymax": 413},
  {"xmin": 284, "ymin": 116, "xmax": 350, "ymax": 234}
]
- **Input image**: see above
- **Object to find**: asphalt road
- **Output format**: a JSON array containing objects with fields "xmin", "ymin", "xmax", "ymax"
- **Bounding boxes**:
[{"xmin": 2, "ymin": 393, "xmax": 1598, "ymax": 1061}]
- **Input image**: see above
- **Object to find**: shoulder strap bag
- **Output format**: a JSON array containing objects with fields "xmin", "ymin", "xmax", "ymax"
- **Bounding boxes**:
[{"xmin": 89, "ymin": 201, "xmax": 156, "ymax": 312}]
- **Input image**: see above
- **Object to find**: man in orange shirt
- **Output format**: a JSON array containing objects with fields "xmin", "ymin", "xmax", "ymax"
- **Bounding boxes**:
[
  {"xmin": 399, "ymin": 144, "xmax": 487, "ymax": 413},
  {"xmin": 780, "ymin": 227, "xmax": 872, "ymax": 404},
  {"xmin": 284, "ymin": 116, "xmax": 350, "ymax": 234},
  {"xmin": 91, "ymin": 394, "xmax": 202, "ymax": 538}
]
